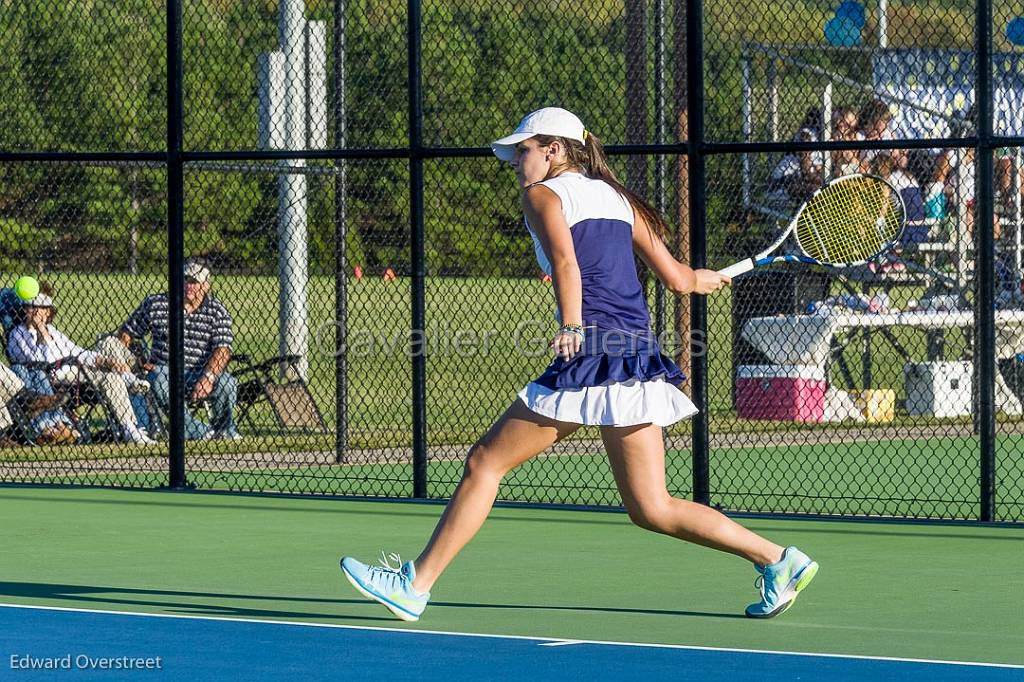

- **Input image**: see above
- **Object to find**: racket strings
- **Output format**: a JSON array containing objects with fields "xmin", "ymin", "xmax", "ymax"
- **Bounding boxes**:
[{"xmin": 795, "ymin": 176, "xmax": 904, "ymax": 264}]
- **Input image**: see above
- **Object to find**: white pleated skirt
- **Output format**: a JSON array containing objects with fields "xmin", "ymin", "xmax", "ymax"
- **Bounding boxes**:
[{"xmin": 517, "ymin": 377, "xmax": 698, "ymax": 427}]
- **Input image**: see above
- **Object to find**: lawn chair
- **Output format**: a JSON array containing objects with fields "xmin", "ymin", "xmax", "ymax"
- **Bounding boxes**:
[
  {"xmin": 232, "ymin": 354, "xmax": 327, "ymax": 434},
  {"xmin": 105, "ymin": 345, "xmax": 325, "ymax": 438},
  {"xmin": 0, "ymin": 365, "xmax": 74, "ymax": 446}
]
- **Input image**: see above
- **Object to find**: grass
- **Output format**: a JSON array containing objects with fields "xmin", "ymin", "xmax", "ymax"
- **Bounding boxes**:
[
  {"xmin": 7, "ymin": 270, "xmax": 1019, "ymax": 445},
  {"xmin": 5, "ymin": 271, "xmax": 1023, "ymax": 520},
  {"xmin": 16, "ymin": 270, "xmax": 979, "ymax": 442},
  {"xmin": 27, "ymin": 272, "xmax": 560, "ymax": 447}
]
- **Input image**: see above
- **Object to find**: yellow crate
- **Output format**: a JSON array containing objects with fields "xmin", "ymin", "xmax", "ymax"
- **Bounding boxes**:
[{"xmin": 856, "ymin": 389, "xmax": 895, "ymax": 423}]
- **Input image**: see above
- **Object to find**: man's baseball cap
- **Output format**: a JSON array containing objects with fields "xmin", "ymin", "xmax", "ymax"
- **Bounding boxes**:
[
  {"xmin": 490, "ymin": 107, "xmax": 586, "ymax": 162},
  {"xmin": 184, "ymin": 259, "xmax": 211, "ymax": 283}
]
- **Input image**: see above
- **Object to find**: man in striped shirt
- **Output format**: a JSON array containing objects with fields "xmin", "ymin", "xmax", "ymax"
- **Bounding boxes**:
[{"xmin": 117, "ymin": 259, "xmax": 239, "ymax": 440}]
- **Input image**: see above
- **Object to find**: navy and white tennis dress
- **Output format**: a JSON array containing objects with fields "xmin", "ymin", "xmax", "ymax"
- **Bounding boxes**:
[{"xmin": 517, "ymin": 171, "xmax": 698, "ymax": 426}]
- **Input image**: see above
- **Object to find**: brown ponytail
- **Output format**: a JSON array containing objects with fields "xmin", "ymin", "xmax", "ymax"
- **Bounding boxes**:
[{"xmin": 533, "ymin": 132, "xmax": 671, "ymax": 243}]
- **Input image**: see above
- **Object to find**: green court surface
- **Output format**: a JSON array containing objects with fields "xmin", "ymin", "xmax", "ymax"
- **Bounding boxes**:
[{"xmin": 1, "ymin": 486, "xmax": 1021, "ymax": 666}]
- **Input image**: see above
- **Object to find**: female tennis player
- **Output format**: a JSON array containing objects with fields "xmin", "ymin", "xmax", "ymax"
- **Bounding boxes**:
[{"xmin": 341, "ymin": 107, "xmax": 818, "ymax": 621}]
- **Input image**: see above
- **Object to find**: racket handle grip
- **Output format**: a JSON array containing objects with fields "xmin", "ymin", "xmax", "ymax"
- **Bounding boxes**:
[{"xmin": 718, "ymin": 259, "xmax": 755, "ymax": 279}]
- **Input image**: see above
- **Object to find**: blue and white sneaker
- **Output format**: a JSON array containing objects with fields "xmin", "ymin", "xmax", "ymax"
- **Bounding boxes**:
[
  {"xmin": 745, "ymin": 546, "xmax": 818, "ymax": 618},
  {"xmin": 340, "ymin": 552, "xmax": 430, "ymax": 622}
]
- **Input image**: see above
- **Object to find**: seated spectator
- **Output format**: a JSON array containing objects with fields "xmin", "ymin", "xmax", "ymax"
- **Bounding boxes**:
[
  {"xmin": 907, "ymin": 148, "xmax": 951, "ymax": 222},
  {"xmin": 873, "ymin": 153, "xmax": 927, "ymax": 243},
  {"xmin": 118, "ymin": 258, "xmax": 239, "ymax": 440},
  {"xmin": 7, "ymin": 289, "xmax": 154, "ymax": 445},
  {"xmin": 994, "ymin": 153, "xmax": 1023, "ymax": 306},
  {"xmin": 947, "ymin": 145, "xmax": 1004, "ymax": 242},
  {"xmin": 942, "ymin": 109, "xmax": 998, "ymax": 240},
  {"xmin": 0, "ymin": 361, "xmax": 71, "ymax": 446},
  {"xmin": 995, "ymin": 258, "xmax": 1022, "ymax": 309},
  {"xmin": 830, "ymin": 106, "xmax": 861, "ymax": 177},
  {"xmin": 767, "ymin": 108, "xmax": 825, "ymax": 206},
  {"xmin": 857, "ymin": 98, "xmax": 904, "ymax": 170},
  {"xmin": 958, "ymin": 146, "xmax": 977, "ymax": 232},
  {"xmin": 994, "ymin": 153, "xmax": 1023, "ymax": 244}
]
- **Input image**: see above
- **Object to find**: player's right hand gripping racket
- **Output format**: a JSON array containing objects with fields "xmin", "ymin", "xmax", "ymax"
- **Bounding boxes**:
[{"xmin": 719, "ymin": 173, "xmax": 906, "ymax": 279}]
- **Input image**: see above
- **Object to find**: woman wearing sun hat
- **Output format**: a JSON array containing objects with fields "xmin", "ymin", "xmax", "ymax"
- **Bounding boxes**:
[
  {"xmin": 8, "ymin": 288, "xmax": 154, "ymax": 445},
  {"xmin": 340, "ymin": 107, "xmax": 818, "ymax": 621}
]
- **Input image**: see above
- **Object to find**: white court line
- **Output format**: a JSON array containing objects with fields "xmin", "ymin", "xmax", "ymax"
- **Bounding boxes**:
[
  {"xmin": 538, "ymin": 640, "xmax": 584, "ymax": 647},
  {"xmin": 1, "ymin": 602, "xmax": 1022, "ymax": 671}
]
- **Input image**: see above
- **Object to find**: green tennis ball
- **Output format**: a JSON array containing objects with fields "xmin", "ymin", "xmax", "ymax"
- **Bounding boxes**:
[{"xmin": 14, "ymin": 276, "xmax": 39, "ymax": 301}]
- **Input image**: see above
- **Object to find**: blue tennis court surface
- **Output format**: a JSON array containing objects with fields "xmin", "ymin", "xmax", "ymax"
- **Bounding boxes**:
[{"xmin": 3, "ymin": 604, "xmax": 1021, "ymax": 680}]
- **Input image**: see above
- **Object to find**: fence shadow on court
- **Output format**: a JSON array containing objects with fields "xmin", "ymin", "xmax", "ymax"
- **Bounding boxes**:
[{"xmin": 0, "ymin": 581, "xmax": 745, "ymax": 621}]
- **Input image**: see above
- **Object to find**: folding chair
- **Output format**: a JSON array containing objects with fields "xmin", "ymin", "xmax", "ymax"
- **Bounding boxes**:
[
  {"xmin": 123, "ymin": 337, "xmax": 223, "ymax": 440},
  {"xmin": 232, "ymin": 354, "xmax": 327, "ymax": 434},
  {"xmin": 40, "ymin": 357, "xmax": 121, "ymax": 443},
  {"xmin": 0, "ymin": 369, "xmax": 65, "ymax": 446}
]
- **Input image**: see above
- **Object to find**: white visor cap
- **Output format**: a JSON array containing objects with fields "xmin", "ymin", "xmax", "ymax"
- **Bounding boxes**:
[{"xmin": 490, "ymin": 107, "xmax": 586, "ymax": 162}]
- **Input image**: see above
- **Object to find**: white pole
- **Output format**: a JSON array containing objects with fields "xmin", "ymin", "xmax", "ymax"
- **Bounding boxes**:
[
  {"xmin": 281, "ymin": 0, "xmax": 307, "ymax": 153},
  {"xmin": 878, "ymin": 0, "xmax": 888, "ymax": 49},
  {"xmin": 306, "ymin": 21, "xmax": 328, "ymax": 150},
  {"xmin": 279, "ymin": 0, "xmax": 309, "ymax": 380},
  {"xmin": 823, "ymin": 83, "xmax": 833, "ymax": 181},
  {"xmin": 257, "ymin": 52, "xmax": 286, "ymax": 150}
]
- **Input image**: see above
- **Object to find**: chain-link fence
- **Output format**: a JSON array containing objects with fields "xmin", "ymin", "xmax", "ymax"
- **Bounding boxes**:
[{"xmin": 0, "ymin": 0, "xmax": 1019, "ymax": 521}]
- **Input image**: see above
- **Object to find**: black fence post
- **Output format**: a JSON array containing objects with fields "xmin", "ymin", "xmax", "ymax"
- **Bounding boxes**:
[
  {"xmin": 166, "ymin": 0, "xmax": 186, "ymax": 489},
  {"xmin": 686, "ymin": 0, "xmax": 710, "ymax": 506},
  {"xmin": 408, "ymin": 0, "xmax": 428, "ymax": 499},
  {"xmin": 976, "ymin": 0, "xmax": 996, "ymax": 521},
  {"xmin": 334, "ymin": 0, "xmax": 348, "ymax": 463}
]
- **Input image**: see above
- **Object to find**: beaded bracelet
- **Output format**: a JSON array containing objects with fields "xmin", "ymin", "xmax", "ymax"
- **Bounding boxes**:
[{"xmin": 558, "ymin": 324, "xmax": 585, "ymax": 338}]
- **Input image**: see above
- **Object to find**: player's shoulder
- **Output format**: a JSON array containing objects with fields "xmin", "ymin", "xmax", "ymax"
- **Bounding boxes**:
[
  {"xmin": 536, "ymin": 172, "xmax": 611, "ymax": 202},
  {"xmin": 521, "ymin": 181, "xmax": 561, "ymax": 210}
]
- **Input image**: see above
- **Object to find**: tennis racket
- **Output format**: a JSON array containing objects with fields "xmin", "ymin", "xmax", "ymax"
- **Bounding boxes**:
[{"xmin": 719, "ymin": 173, "xmax": 906, "ymax": 279}]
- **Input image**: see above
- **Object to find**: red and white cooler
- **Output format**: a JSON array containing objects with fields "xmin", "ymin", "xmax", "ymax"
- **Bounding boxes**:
[{"xmin": 735, "ymin": 365, "xmax": 827, "ymax": 422}]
